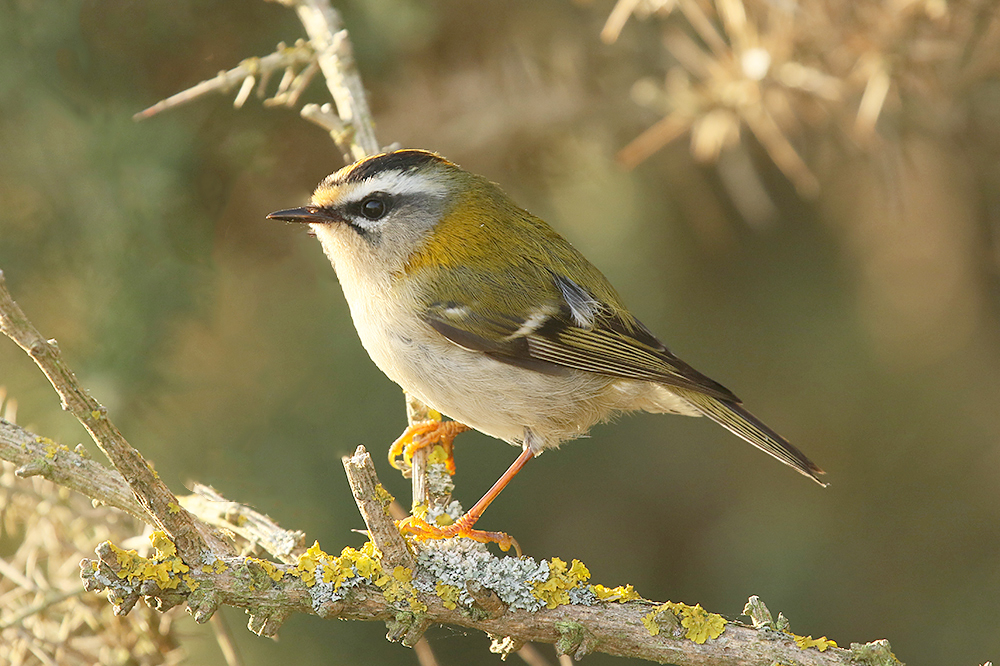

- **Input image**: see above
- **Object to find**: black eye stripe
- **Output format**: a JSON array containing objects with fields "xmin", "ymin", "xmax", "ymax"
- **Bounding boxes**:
[{"xmin": 347, "ymin": 192, "xmax": 391, "ymax": 221}]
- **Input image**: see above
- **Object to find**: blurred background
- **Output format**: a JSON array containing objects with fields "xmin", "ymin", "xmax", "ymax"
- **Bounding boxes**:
[{"xmin": 2, "ymin": 0, "xmax": 1000, "ymax": 664}]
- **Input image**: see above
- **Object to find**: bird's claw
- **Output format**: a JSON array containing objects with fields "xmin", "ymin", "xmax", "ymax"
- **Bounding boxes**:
[
  {"xmin": 397, "ymin": 515, "xmax": 521, "ymax": 557},
  {"xmin": 388, "ymin": 420, "xmax": 469, "ymax": 476}
]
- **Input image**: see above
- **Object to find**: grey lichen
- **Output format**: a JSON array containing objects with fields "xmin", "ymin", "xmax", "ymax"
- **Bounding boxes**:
[
  {"xmin": 305, "ymin": 561, "xmax": 372, "ymax": 613},
  {"xmin": 426, "ymin": 462, "xmax": 455, "ymax": 497},
  {"xmin": 851, "ymin": 639, "xmax": 905, "ymax": 666},
  {"xmin": 425, "ymin": 499, "xmax": 463, "ymax": 526},
  {"xmin": 414, "ymin": 540, "xmax": 573, "ymax": 613},
  {"xmin": 742, "ymin": 595, "xmax": 775, "ymax": 630},
  {"xmin": 569, "ymin": 585, "xmax": 598, "ymax": 605}
]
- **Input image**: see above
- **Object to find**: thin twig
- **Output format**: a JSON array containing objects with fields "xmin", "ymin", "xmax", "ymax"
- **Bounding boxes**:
[
  {"xmin": 179, "ymin": 484, "xmax": 307, "ymax": 564},
  {"xmin": 517, "ymin": 642, "xmax": 557, "ymax": 666},
  {"xmin": 210, "ymin": 612, "xmax": 246, "ymax": 666},
  {"xmin": 0, "ymin": 418, "xmax": 147, "ymax": 521},
  {"xmin": 617, "ymin": 113, "xmax": 690, "ymax": 169},
  {"xmin": 411, "ymin": 638, "xmax": 442, "ymax": 666},
  {"xmin": 0, "ymin": 589, "xmax": 83, "ymax": 631},
  {"xmin": 133, "ymin": 42, "xmax": 316, "ymax": 120}
]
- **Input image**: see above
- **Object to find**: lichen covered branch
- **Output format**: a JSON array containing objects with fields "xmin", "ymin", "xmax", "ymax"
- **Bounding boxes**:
[
  {"xmin": 0, "ymin": 405, "xmax": 896, "ymax": 664},
  {"xmin": 1, "ymin": 403, "xmax": 896, "ymax": 665},
  {"xmin": 75, "ymin": 504, "xmax": 890, "ymax": 665}
]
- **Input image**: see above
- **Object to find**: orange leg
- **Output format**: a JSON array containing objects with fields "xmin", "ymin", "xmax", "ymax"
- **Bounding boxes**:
[
  {"xmin": 398, "ymin": 446, "xmax": 534, "ymax": 556},
  {"xmin": 388, "ymin": 420, "xmax": 470, "ymax": 476}
]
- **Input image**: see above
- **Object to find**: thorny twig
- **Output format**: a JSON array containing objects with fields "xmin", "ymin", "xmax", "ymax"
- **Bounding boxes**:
[
  {"xmin": 134, "ymin": 41, "xmax": 317, "ymax": 120},
  {"xmin": 608, "ymin": 0, "xmax": 1000, "ymax": 197}
]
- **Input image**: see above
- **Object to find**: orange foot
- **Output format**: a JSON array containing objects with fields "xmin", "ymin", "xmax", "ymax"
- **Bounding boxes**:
[
  {"xmin": 397, "ymin": 514, "xmax": 521, "ymax": 556},
  {"xmin": 388, "ymin": 420, "xmax": 470, "ymax": 476}
]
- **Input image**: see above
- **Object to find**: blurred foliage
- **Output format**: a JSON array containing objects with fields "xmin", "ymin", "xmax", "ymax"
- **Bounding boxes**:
[{"xmin": 2, "ymin": 1, "xmax": 1000, "ymax": 665}]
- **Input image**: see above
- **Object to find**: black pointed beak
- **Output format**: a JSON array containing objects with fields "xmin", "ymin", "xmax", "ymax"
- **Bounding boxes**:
[{"xmin": 266, "ymin": 206, "xmax": 337, "ymax": 224}]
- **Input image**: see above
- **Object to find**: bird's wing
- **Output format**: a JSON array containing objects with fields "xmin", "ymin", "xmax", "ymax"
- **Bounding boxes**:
[
  {"xmin": 421, "ymin": 269, "xmax": 825, "ymax": 485},
  {"xmin": 421, "ymin": 269, "xmax": 738, "ymax": 401}
]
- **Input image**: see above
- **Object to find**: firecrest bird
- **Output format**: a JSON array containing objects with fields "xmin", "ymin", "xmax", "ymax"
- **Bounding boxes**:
[{"xmin": 268, "ymin": 149, "xmax": 825, "ymax": 552}]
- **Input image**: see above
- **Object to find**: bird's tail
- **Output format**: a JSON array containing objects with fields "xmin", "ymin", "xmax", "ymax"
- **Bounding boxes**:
[{"xmin": 671, "ymin": 388, "xmax": 826, "ymax": 486}]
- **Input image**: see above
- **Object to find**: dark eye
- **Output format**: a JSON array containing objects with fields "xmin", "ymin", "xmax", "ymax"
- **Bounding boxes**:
[{"xmin": 360, "ymin": 195, "xmax": 389, "ymax": 220}]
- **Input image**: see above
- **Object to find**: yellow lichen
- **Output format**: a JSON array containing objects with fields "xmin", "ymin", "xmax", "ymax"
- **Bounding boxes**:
[
  {"xmin": 292, "ymin": 541, "xmax": 331, "ymax": 587},
  {"xmin": 531, "ymin": 558, "xmax": 591, "ymax": 609},
  {"xmin": 101, "ymin": 532, "xmax": 192, "ymax": 592},
  {"xmin": 108, "ymin": 542, "xmax": 142, "ymax": 576},
  {"xmin": 435, "ymin": 581, "xmax": 462, "ymax": 610},
  {"xmin": 380, "ymin": 566, "xmax": 415, "ymax": 604},
  {"xmin": 244, "ymin": 540, "xmax": 426, "ymax": 610},
  {"xmin": 328, "ymin": 542, "xmax": 383, "ymax": 589},
  {"xmin": 248, "ymin": 557, "xmax": 285, "ymax": 582},
  {"xmin": 643, "ymin": 601, "xmax": 726, "ymax": 644},
  {"xmin": 353, "ymin": 551, "xmax": 378, "ymax": 579},
  {"xmin": 149, "ymin": 531, "xmax": 176, "ymax": 557},
  {"xmin": 167, "ymin": 502, "xmax": 181, "ymax": 514},
  {"xmin": 322, "ymin": 561, "xmax": 354, "ymax": 588},
  {"xmin": 299, "ymin": 541, "xmax": 389, "ymax": 593},
  {"xmin": 426, "ymin": 445, "xmax": 450, "ymax": 466},
  {"xmin": 642, "ymin": 607, "xmax": 664, "ymax": 636},
  {"xmin": 792, "ymin": 634, "xmax": 838, "ymax": 651},
  {"xmin": 591, "ymin": 583, "xmax": 641, "ymax": 603},
  {"xmin": 433, "ymin": 514, "xmax": 454, "ymax": 526},
  {"xmin": 361, "ymin": 541, "xmax": 381, "ymax": 559},
  {"xmin": 30, "ymin": 435, "xmax": 70, "ymax": 459},
  {"xmin": 373, "ymin": 483, "xmax": 394, "ymax": 511},
  {"xmin": 411, "ymin": 502, "xmax": 429, "ymax": 520},
  {"xmin": 678, "ymin": 603, "xmax": 726, "ymax": 643}
]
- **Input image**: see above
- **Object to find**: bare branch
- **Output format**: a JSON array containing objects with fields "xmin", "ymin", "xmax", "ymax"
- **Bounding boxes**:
[
  {"xmin": 133, "ymin": 41, "xmax": 316, "ymax": 120},
  {"xmin": 179, "ymin": 484, "xmax": 308, "ymax": 564},
  {"xmin": 287, "ymin": 0, "xmax": 380, "ymax": 159},
  {"xmin": 342, "ymin": 446, "xmax": 414, "ymax": 570},
  {"xmin": 1, "ymin": 418, "xmax": 146, "ymax": 520}
]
